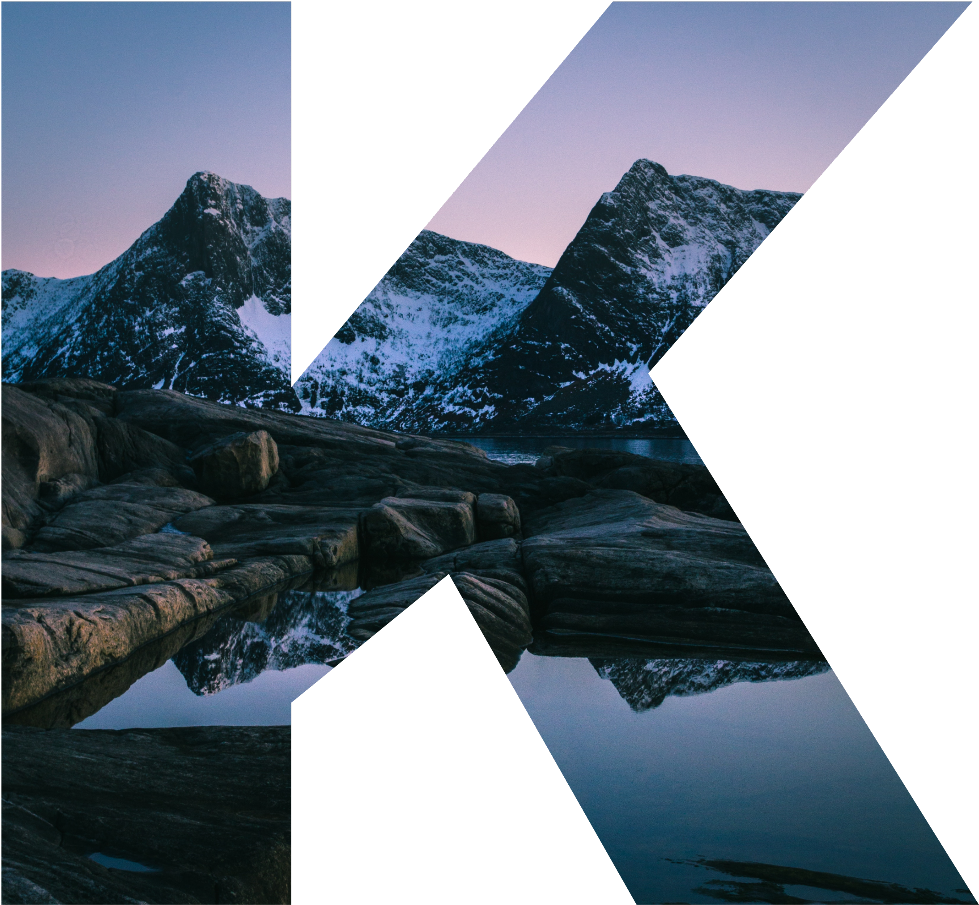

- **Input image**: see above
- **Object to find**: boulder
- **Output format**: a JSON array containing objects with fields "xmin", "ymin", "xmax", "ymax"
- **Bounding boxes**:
[
  {"xmin": 2, "ymin": 725, "xmax": 290, "ymax": 904},
  {"xmin": 189, "ymin": 430, "xmax": 279, "ymax": 499},
  {"xmin": 450, "ymin": 572, "xmax": 533, "ymax": 671},
  {"xmin": 359, "ymin": 495, "xmax": 476, "ymax": 563},
  {"xmin": 29, "ymin": 483, "xmax": 215, "ymax": 552},
  {"xmin": 347, "ymin": 570, "xmax": 532, "ymax": 672},
  {"xmin": 476, "ymin": 493, "xmax": 521, "ymax": 540},
  {"xmin": 346, "ymin": 572, "xmax": 444, "ymax": 640},
  {"xmin": 1, "ymin": 533, "xmax": 230, "ymax": 598}
]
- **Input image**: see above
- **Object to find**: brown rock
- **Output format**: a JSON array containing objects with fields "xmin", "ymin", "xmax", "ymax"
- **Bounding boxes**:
[
  {"xmin": 359, "ymin": 495, "xmax": 475, "ymax": 563},
  {"xmin": 95, "ymin": 417, "xmax": 192, "ymax": 484},
  {"xmin": 173, "ymin": 503, "xmax": 360, "ymax": 569},
  {"xmin": 522, "ymin": 490, "xmax": 819, "ymax": 658},
  {"xmin": 1, "ymin": 384, "xmax": 101, "ymax": 549},
  {"xmin": 190, "ymin": 430, "xmax": 279, "ymax": 499},
  {"xmin": 2, "ymin": 554, "xmax": 312, "ymax": 714}
]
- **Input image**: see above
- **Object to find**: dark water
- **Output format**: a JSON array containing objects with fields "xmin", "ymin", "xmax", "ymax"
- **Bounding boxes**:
[
  {"xmin": 449, "ymin": 435, "xmax": 702, "ymax": 466},
  {"xmin": 62, "ymin": 580, "xmax": 973, "ymax": 904}
]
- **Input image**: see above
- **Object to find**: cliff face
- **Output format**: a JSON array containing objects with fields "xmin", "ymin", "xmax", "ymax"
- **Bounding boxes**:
[{"xmin": 2, "ymin": 172, "xmax": 295, "ymax": 410}]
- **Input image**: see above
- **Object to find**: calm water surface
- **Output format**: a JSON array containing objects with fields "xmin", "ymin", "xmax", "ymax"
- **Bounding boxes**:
[
  {"xmin": 70, "ymin": 583, "xmax": 973, "ymax": 904},
  {"xmin": 450, "ymin": 435, "xmax": 702, "ymax": 466}
]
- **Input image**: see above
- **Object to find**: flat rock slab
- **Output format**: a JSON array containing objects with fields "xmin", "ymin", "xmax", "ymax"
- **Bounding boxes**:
[
  {"xmin": 359, "ymin": 496, "xmax": 476, "ymax": 563},
  {"xmin": 173, "ymin": 503, "xmax": 361, "ymax": 568},
  {"xmin": 1, "ymin": 533, "xmax": 231, "ymax": 598},
  {"xmin": 2, "ymin": 554, "xmax": 312, "ymax": 714},
  {"xmin": 522, "ymin": 490, "xmax": 819, "ymax": 657},
  {"xmin": 523, "ymin": 490, "xmax": 785, "ymax": 607},
  {"xmin": 31, "ymin": 483, "xmax": 215, "ymax": 552},
  {"xmin": 530, "ymin": 599, "xmax": 822, "ymax": 659},
  {"xmin": 2, "ymin": 725, "xmax": 290, "ymax": 904}
]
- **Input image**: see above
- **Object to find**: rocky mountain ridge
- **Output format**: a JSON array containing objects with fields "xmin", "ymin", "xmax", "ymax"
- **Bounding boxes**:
[
  {"xmin": 297, "ymin": 159, "xmax": 800, "ymax": 433},
  {"xmin": 2, "ymin": 172, "xmax": 295, "ymax": 409},
  {"xmin": 293, "ymin": 229, "xmax": 551, "ymax": 427}
]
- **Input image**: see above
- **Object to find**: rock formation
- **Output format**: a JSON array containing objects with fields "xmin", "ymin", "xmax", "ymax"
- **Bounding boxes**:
[{"xmin": 1, "ymin": 378, "xmax": 826, "ymax": 903}]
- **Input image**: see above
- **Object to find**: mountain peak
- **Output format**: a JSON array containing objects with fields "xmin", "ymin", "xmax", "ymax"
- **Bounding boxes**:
[{"xmin": 3, "ymin": 169, "xmax": 295, "ymax": 410}]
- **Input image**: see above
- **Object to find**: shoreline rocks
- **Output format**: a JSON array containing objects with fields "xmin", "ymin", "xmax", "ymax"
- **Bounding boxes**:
[{"xmin": 2, "ymin": 377, "xmax": 820, "ymax": 714}]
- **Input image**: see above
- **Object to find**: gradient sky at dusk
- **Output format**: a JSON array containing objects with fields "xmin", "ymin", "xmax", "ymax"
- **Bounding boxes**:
[
  {"xmin": 2, "ymin": 2, "xmax": 289, "ymax": 279},
  {"xmin": 2, "ymin": 2, "xmax": 967, "ymax": 280},
  {"xmin": 428, "ymin": 2, "xmax": 968, "ymax": 268}
]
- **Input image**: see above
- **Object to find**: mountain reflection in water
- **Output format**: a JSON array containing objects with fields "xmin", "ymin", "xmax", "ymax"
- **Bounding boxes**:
[
  {"xmin": 28, "ymin": 571, "xmax": 969, "ymax": 904},
  {"xmin": 593, "ymin": 658, "xmax": 831, "ymax": 712},
  {"xmin": 172, "ymin": 584, "xmax": 362, "ymax": 696}
]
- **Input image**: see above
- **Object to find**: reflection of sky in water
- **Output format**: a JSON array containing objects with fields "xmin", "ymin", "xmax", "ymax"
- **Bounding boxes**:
[
  {"xmin": 508, "ymin": 654, "xmax": 968, "ymax": 904},
  {"xmin": 75, "ymin": 660, "xmax": 330, "ymax": 729},
  {"xmin": 453, "ymin": 436, "xmax": 702, "ymax": 466},
  {"xmin": 74, "ymin": 585, "xmax": 359, "ymax": 729},
  {"xmin": 72, "ymin": 585, "xmax": 970, "ymax": 903}
]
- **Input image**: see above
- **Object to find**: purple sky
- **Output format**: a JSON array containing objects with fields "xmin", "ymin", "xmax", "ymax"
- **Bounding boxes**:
[
  {"xmin": 2, "ymin": 2, "xmax": 290, "ymax": 279},
  {"xmin": 1, "ymin": 3, "xmax": 966, "ymax": 280},
  {"xmin": 428, "ymin": 2, "xmax": 968, "ymax": 268}
]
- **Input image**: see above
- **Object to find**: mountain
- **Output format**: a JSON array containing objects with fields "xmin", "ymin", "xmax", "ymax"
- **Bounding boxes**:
[
  {"xmin": 293, "ymin": 230, "xmax": 551, "ymax": 428},
  {"xmin": 298, "ymin": 159, "xmax": 800, "ymax": 433},
  {"xmin": 592, "ymin": 658, "xmax": 830, "ymax": 713},
  {"xmin": 2, "ymin": 172, "xmax": 296, "ymax": 410}
]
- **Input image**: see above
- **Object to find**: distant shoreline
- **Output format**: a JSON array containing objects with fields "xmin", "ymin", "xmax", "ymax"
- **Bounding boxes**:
[{"xmin": 436, "ymin": 430, "xmax": 691, "ymax": 441}]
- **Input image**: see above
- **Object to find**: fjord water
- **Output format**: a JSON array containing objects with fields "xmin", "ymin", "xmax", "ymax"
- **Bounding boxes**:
[
  {"xmin": 453, "ymin": 435, "xmax": 702, "ymax": 466},
  {"xmin": 67, "ymin": 579, "xmax": 972, "ymax": 904}
]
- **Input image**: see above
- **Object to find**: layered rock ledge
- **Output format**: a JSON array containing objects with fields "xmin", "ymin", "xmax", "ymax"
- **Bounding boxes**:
[{"xmin": 3, "ymin": 378, "xmax": 822, "ymax": 716}]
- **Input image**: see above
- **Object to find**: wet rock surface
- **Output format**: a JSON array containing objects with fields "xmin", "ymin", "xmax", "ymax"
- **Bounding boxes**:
[
  {"xmin": 2, "ymin": 725, "xmax": 290, "ymax": 904},
  {"xmin": 173, "ymin": 503, "xmax": 360, "ymax": 568}
]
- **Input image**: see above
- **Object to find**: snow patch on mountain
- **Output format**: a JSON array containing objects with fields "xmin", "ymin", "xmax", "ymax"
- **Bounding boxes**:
[{"xmin": 237, "ymin": 294, "xmax": 290, "ymax": 376}]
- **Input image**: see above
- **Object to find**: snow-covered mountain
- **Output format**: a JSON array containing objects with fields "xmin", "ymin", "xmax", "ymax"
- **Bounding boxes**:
[
  {"xmin": 299, "ymin": 159, "xmax": 800, "ymax": 433},
  {"xmin": 293, "ymin": 229, "xmax": 551, "ymax": 427},
  {"xmin": 2, "ymin": 172, "xmax": 295, "ymax": 410},
  {"xmin": 593, "ymin": 657, "xmax": 830, "ymax": 712}
]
